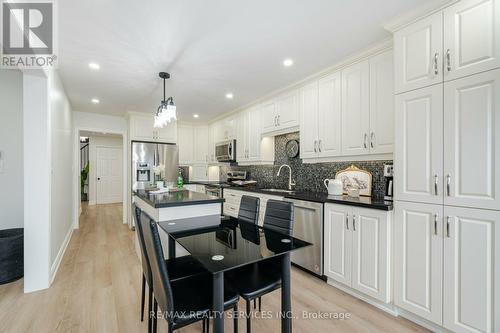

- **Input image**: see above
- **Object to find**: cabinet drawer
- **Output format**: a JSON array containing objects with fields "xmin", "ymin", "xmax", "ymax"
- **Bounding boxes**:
[{"xmin": 224, "ymin": 203, "xmax": 239, "ymax": 217}]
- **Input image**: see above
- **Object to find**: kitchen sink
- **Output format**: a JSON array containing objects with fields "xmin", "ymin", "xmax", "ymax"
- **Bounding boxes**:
[{"xmin": 261, "ymin": 188, "xmax": 296, "ymax": 194}]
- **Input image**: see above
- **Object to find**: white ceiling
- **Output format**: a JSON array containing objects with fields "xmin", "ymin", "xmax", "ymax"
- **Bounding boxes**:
[{"xmin": 59, "ymin": 0, "xmax": 436, "ymax": 121}]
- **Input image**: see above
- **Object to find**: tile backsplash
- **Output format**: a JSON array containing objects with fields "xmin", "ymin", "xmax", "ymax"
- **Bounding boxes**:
[{"xmin": 220, "ymin": 132, "xmax": 392, "ymax": 198}]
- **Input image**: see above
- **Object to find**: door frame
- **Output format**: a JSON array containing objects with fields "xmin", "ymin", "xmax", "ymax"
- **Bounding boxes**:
[
  {"xmin": 73, "ymin": 127, "xmax": 128, "ymax": 229},
  {"xmin": 95, "ymin": 145, "xmax": 123, "ymax": 205}
]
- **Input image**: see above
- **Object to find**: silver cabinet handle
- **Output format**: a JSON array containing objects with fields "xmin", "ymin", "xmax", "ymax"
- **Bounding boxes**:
[
  {"xmin": 446, "ymin": 49, "xmax": 451, "ymax": 72},
  {"xmin": 434, "ymin": 174, "xmax": 439, "ymax": 196},
  {"xmin": 363, "ymin": 133, "xmax": 368, "ymax": 149},
  {"xmin": 446, "ymin": 174, "xmax": 451, "ymax": 196},
  {"xmin": 370, "ymin": 132, "xmax": 375, "ymax": 149},
  {"xmin": 314, "ymin": 140, "xmax": 317, "ymax": 153},
  {"xmin": 274, "ymin": 116, "xmax": 277, "ymax": 126},
  {"xmin": 352, "ymin": 215, "xmax": 356, "ymax": 231},
  {"xmin": 318, "ymin": 139, "xmax": 322, "ymax": 152},
  {"xmin": 434, "ymin": 52, "xmax": 439, "ymax": 75},
  {"xmin": 434, "ymin": 213, "xmax": 438, "ymax": 235},
  {"xmin": 446, "ymin": 216, "xmax": 451, "ymax": 238},
  {"xmin": 346, "ymin": 214, "xmax": 349, "ymax": 230},
  {"xmin": 277, "ymin": 115, "xmax": 280, "ymax": 126}
]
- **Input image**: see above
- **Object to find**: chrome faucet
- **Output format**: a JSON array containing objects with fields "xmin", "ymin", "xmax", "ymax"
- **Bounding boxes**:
[{"xmin": 277, "ymin": 164, "xmax": 296, "ymax": 190}]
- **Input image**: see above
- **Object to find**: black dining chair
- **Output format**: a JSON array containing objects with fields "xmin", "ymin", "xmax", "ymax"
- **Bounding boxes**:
[
  {"xmin": 139, "ymin": 210, "xmax": 241, "ymax": 333},
  {"xmin": 237, "ymin": 195, "xmax": 260, "ymax": 224},
  {"xmin": 228, "ymin": 199, "xmax": 294, "ymax": 333}
]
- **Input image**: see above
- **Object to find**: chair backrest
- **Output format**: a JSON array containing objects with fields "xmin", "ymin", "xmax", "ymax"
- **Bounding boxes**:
[
  {"xmin": 263, "ymin": 200, "xmax": 294, "ymax": 236},
  {"xmin": 138, "ymin": 210, "xmax": 175, "ymax": 321},
  {"xmin": 238, "ymin": 195, "xmax": 260, "ymax": 224},
  {"xmin": 133, "ymin": 204, "xmax": 152, "ymax": 286}
]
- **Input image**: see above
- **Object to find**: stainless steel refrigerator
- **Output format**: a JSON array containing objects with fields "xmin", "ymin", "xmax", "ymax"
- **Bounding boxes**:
[{"xmin": 132, "ymin": 141, "xmax": 179, "ymax": 191}]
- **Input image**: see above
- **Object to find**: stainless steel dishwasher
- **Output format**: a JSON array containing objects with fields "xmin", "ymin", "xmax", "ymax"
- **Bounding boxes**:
[{"xmin": 284, "ymin": 198, "xmax": 323, "ymax": 277}]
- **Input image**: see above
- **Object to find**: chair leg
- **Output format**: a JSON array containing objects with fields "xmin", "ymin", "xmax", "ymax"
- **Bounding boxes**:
[
  {"xmin": 148, "ymin": 285, "xmax": 153, "ymax": 333},
  {"xmin": 253, "ymin": 299, "xmax": 256, "ymax": 309},
  {"xmin": 258, "ymin": 297, "xmax": 261, "ymax": 312},
  {"xmin": 153, "ymin": 298, "xmax": 158, "ymax": 333},
  {"xmin": 233, "ymin": 304, "xmax": 238, "ymax": 333},
  {"xmin": 141, "ymin": 275, "xmax": 145, "ymax": 321},
  {"xmin": 245, "ymin": 300, "xmax": 251, "ymax": 333},
  {"xmin": 203, "ymin": 318, "xmax": 205, "ymax": 333}
]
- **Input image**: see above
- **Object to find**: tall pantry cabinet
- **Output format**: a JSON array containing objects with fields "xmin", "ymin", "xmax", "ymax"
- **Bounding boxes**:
[{"xmin": 392, "ymin": 0, "xmax": 500, "ymax": 332}]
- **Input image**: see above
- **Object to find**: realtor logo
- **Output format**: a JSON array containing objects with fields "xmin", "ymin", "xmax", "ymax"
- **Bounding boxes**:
[{"xmin": 1, "ymin": 0, "xmax": 57, "ymax": 68}]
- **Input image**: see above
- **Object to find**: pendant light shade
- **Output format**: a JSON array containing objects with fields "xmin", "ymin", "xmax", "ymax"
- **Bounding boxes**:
[{"xmin": 154, "ymin": 72, "xmax": 176, "ymax": 128}]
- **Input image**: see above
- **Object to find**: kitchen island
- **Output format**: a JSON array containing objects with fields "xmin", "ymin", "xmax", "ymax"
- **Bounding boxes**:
[{"xmin": 133, "ymin": 189, "xmax": 225, "ymax": 258}]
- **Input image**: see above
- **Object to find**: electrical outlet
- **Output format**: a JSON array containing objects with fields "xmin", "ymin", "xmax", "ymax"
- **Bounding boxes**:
[{"xmin": 383, "ymin": 164, "xmax": 393, "ymax": 177}]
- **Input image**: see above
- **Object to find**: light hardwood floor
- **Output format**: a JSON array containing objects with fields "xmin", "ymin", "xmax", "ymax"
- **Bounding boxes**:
[{"xmin": 0, "ymin": 203, "xmax": 429, "ymax": 333}]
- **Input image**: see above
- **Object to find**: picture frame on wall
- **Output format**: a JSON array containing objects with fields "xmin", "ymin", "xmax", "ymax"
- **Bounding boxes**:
[{"xmin": 335, "ymin": 165, "xmax": 372, "ymax": 196}]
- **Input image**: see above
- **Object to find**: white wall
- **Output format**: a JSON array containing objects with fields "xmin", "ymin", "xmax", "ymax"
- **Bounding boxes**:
[
  {"xmin": 48, "ymin": 72, "xmax": 74, "ymax": 278},
  {"xmin": 87, "ymin": 135, "xmax": 123, "ymax": 205},
  {"xmin": 0, "ymin": 70, "xmax": 23, "ymax": 230}
]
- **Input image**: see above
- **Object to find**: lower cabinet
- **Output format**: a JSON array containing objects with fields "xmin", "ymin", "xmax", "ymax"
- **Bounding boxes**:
[
  {"xmin": 324, "ymin": 203, "xmax": 391, "ymax": 303},
  {"xmin": 395, "ymin": 201, "xmax": 500, "ymax": 333}
]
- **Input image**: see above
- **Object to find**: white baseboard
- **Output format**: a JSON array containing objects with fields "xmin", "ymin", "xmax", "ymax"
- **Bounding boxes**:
[
  {"xmin": 50, "ymin": 227, "xmax": 73, "ymax": 284},
  {"xmin": 397, "ymin": 309, "xmax": 453, "ymax": 333},
  {"xmin": 89, "ymin": 200, "xmax": 96, "ymax": 206}
]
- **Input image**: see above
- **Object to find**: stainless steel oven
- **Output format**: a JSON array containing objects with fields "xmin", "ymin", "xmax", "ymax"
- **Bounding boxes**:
[{"xmin": 215, "ymin": 139, "xmax": 236, "ymax": 162}]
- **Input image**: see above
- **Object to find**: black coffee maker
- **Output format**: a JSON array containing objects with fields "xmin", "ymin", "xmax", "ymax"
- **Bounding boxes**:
[{"xmin": 384, "ymin": 164, "xmax": 394, "ymax": 201}]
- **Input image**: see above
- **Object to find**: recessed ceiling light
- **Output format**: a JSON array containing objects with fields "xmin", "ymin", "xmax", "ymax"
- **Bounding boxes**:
[
  {"xmin": 91, "ymin": 98, "xmax": 100, "ymax": 104},
  {"xmin": 225, "ymin": 93, "xmax": 233, "ymax": 99},
  {"xmin": 193, "ymin": 114, "xmax": 199, "ymax": 118},
  {"xmin": 283, "ymin": 58, "xmax": 294, "ymax": 67},
  {"xmin": 88, "ymin": 62, "xmax": 100, "ymax": 70}
]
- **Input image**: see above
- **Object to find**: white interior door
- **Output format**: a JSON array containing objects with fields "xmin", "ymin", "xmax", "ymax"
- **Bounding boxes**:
[
  {"xmin": 395, "ymin": 85, "xmax": 443, "ymax": 204},
  {"xmin": 444, "ymin": 0, "xmax": 500, "ymax": 81},
  {"xmin": 318, "ymin": 72, "xmax": 342, "ymax": 157},
  {"xmin": 351, "ymin": 207, "xmax": 390, "ymax": 302},
  {"xmin": 394, "ymin": 11, "xmax": 443, "ymax": 93},
  {"xmin": 341, "ymin": 60, "xmax": 370, "ymax": 156},
  {"xmin": 96, "ymin": 147, "xmax": 123, "ymax": 204},
  {"xmin": 394, "ymin": 201, "xmax": 443, "ymax": 325},
  {"xmin": 444, "ymin": 69, "xmax": 500, "ymax": 210},
  {"xmin": 443, "ymin": 206, "xmax": 499, "ymax": 333},
  {"xmin": 324, "ymin": 204, "xmax": 352, "ymax": 286}
]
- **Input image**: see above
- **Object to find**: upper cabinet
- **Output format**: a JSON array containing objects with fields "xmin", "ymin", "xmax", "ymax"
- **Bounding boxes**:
[
  {"xmin": 129, "ymin": 113, "xmax": 177, "ymax": 143},
  {"xmin": 178, "ymin": 124, "xmax": 194, "ymax": 165},
  {"xmin": 261, "ymin": 90, "xmax": 300, "ymax": 136},
  {"xmin": 395, "ymin": 0, "xmax": 500, "ymax": 93},
  {"xmin": 177, "ymin": 124, "xmax": 209, "ymax": 165},
  {"xmin": 193, "ymin": 125, "xmax": 209, "ymax": 164},
  {"xmin": 237, "ymin": 106, "xmax": 274, "ymax": 165}
]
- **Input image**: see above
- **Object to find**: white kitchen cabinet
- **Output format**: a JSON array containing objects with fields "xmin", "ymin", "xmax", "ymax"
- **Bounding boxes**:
[
  {"xmin": 443, "ymin": 206, "xmax": 500, "ymax": 333},
  {"xmin": 341, "ymin": 60, "xmax": 370, "ymax": 156},
  {"xmin": 394, "ymin": 12, "xmax": 443, "ymax": 93},
  {"xmin": 318, "ymin": 72, "xmax": 342, "ymax": 157},
  {"xmin": 177, "ymin": 124, "xmax": 194, "ymax": 165},
  {"xmin": 369, "ymin": 51, "xmax": 394, "ymax": 154},
  {"xmin": 443, "ymin": 0, "xmax": 500, "ymax": 82},
  {"xmin": 443, "ymin": 69, "xmax": 500, "ymax": 211},
  {"xmin": 247, "ymin": 107, "xmax": 263, "ymax": 162},
  {"xmin": 394, "ymin": 85, "xmax": 443, "ymax": 205},
  {"xmin": 324, "ymin": 203, "xmax": 391, "ymax": 303},
  {"xmin": 236, "ymin": 110, "xmax": 249, "ymax": 162},
  {"xmin": 261, "ymin": 99, "xmax": 278, "ymax": 134},
  {"xmin": 207, "ymin": 123, "xmax": 217, "ymax": 163},
  {"xmin": 129, "ymin": 113, "xmax": 177, "ymax": 143},
  {"xmin": 394, "ymin": 201, "xmax": 443, "ymax": 325},
  {"xmin": 193, "ymin": 125, "xmax": 209, "ymax": 164},
  {"xmin": 299, "ymin": 82, "xmax": 319, "ymax": 159},
  {"xmin": 261, "ymin": 90, "xmax": 300, "ymax": 135}
]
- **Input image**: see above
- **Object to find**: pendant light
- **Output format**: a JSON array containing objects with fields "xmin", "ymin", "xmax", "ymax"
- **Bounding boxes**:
[{"xmin": 154, "ymin": 72, "xmax": 176, "ymax": 128}]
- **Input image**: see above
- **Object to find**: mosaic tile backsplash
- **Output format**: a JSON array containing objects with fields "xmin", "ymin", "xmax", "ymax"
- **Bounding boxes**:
[{"xmin": 220, "ymin": 132, "xmax": 392, "ymax": 198}]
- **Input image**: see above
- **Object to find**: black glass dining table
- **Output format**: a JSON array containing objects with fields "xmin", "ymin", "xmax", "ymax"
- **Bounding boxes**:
[{"xmin": 158, "ymin": 216, "xmax": 311, "ymax": 333}]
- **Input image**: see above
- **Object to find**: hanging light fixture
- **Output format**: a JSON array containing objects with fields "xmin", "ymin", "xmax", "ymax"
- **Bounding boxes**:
[{"xmin": 154, "ymin": 72, "xmax": 176, "ymax": 128}]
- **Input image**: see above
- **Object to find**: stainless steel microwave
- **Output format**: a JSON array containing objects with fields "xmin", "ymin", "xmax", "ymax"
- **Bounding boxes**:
[{"xmin": 215, "ymin": 139, "xmax": 236, "ymax": 162}]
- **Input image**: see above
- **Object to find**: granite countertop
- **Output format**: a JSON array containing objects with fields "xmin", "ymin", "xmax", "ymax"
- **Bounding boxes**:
[
  {"xmin": 134, "ymin": 189, "xmax": 224, "ymax": 208},
  {"xmin": 223, "ymin": 186, "xmax": 393, "ymax": 211}
]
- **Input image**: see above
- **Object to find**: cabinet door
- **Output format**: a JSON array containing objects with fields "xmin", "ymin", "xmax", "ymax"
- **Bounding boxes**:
[
  {"xmin": 260, "ymin": 100, "xmax": 277, "ymax": 134},
  {"xmin": 177, "ymin": 124, "xmax": 193, "ymax": 165},
  {"xmin": 276, "ymin": 90, "xmax": 299, "ymax": 130},
  {"xmin": 156, "ymin": 120, "xmax": 177, "ymax": 143},
  {"xmin": 324, "ymin": 204, "xmax": 352, "ymax": 287},
  {"xmin": 351, "ymin": 207, "xmax": 390, "ymax": 302},
  {"xmin": 443, "ymin": 206, "xmax": 500, "ymax": 333},
  {"xmin": 444, "ymin": 0, "xmax": 500, "ymax": 81},
  {"xmin": 131, "ymin": 115, "xmax": 154, "ymax": 141},
  {"xmin": 394, "ymin": 202, "xmax": 443, "ymax": 325},
  {"xmin": 394, "ymin": 11, "xmax": 443, "ymax": 93},
  {"xmin": 369, "ymin": 50, "xmax": 394, "ymax": 154},
  {"xmin": 341, "ymin": 60, "xmax": 370, "ymax": 156},
  {"xmin": 193, "ymin": 125, "xmax": 208, "ymax": 164},
  {"xmin": 395, "ymin": 85, "xmax": 443, "ymax": 204},
  {"xmin": 207, "ymin": 123, "xmax": 216, "ymax": 163},
  {"xmin": 247, "ymin": 107, "xmax": 262, "ymax": 162},
  {"xmin": 318, "ymin": 72, "xmax": 342, "ymax": 157},
  {"xmin": 236, "ymin": 111, "xmax": 248, "ymax": 162},
  {"xmin": 444, "ymin": 69, "xmax": 500, "ymax": 210},
  {"xmin": 299, "ymin": 81, "xmax": 319, "ymax": 159}
]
